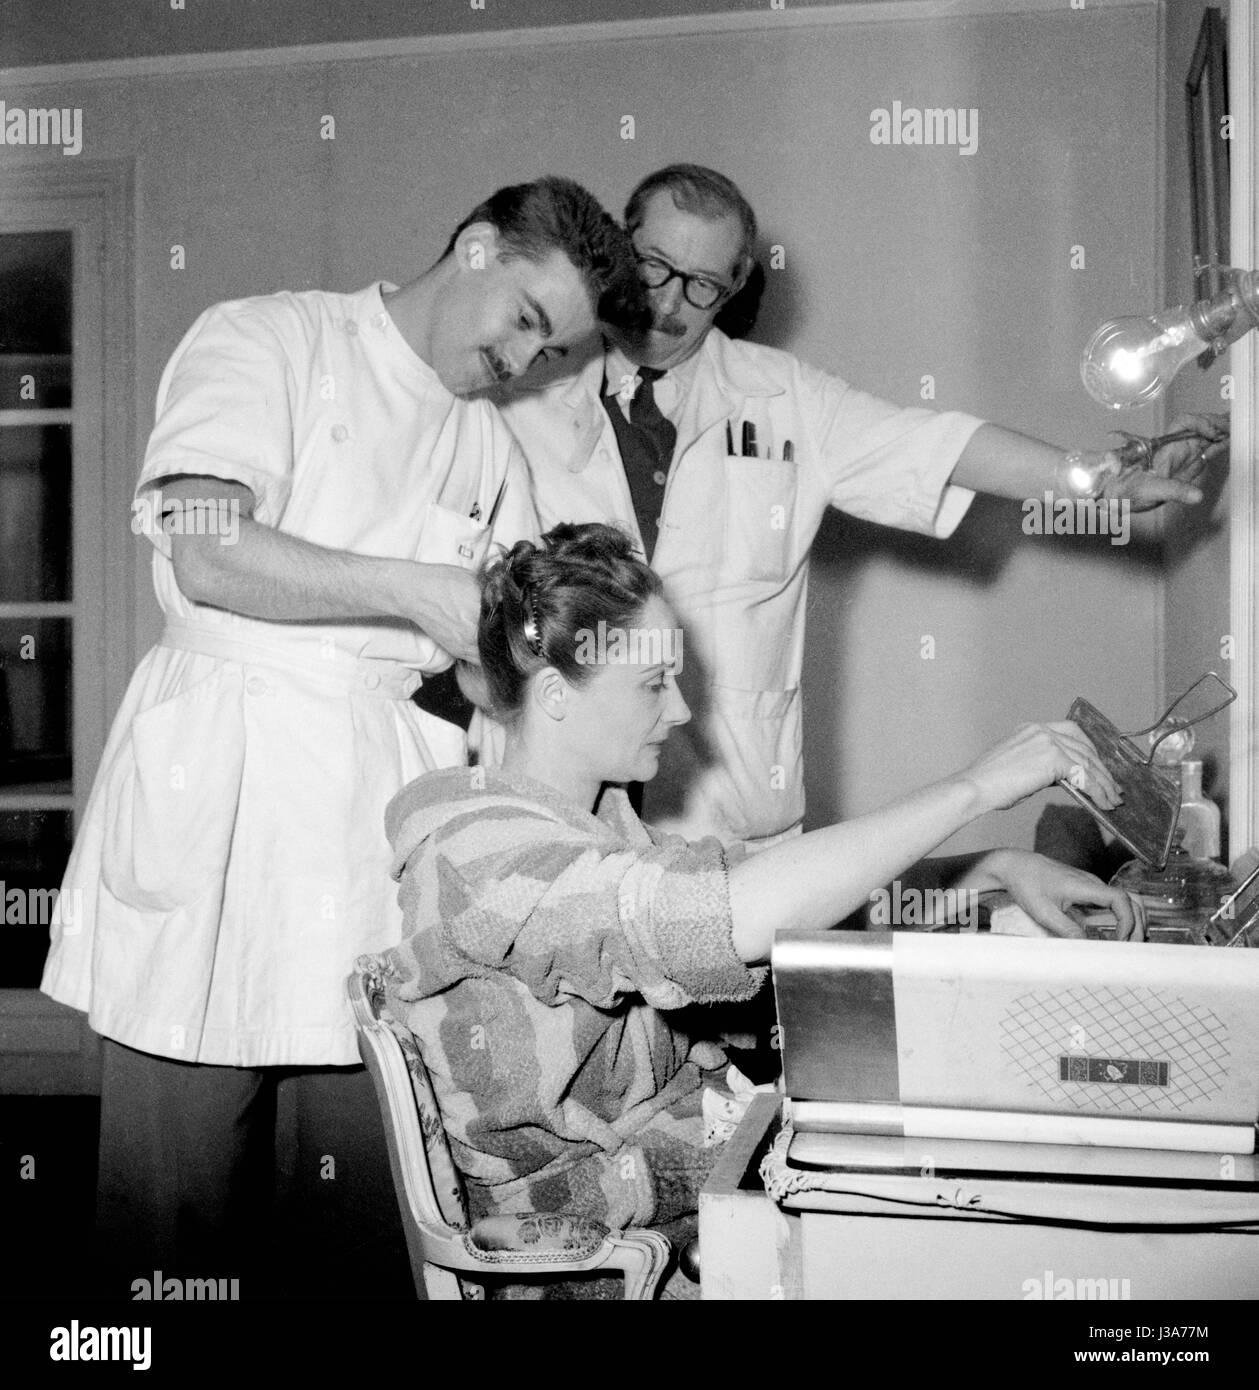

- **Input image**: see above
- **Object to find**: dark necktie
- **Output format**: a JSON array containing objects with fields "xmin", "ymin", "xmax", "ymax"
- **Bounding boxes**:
[{"xmin": 601, "ymin": 366, "xmax": 676, "ymax": 562}]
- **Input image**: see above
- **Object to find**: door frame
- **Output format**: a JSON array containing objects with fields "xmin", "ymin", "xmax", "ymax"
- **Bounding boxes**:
[
  {"xmin": 0, "ymin": 159, "xmax": 133, "ymax": 1093},
  {"xmin": 1228, "ymin": 3, "xmax": 1259, "ymax": 858}
]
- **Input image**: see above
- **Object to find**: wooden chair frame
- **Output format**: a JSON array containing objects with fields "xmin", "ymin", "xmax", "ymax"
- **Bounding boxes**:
[{"xmin": 347, "ymin": 957, "xmax": 672, "ymax": 1300}]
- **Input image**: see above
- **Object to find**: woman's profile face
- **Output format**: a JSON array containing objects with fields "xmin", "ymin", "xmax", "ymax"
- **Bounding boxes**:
[{"xmin": 563, "ymin": 593, "xmax": 690, "ymax": 785}]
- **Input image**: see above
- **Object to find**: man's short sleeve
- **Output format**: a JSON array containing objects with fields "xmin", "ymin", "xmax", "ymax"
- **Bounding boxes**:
[
  {"xmin": 135, "ymin": 300, "xmax": 298, "ymax": 555},
  {"xmin": 804, "ymin": 363, "xmax": 984, "ymax": 539}
]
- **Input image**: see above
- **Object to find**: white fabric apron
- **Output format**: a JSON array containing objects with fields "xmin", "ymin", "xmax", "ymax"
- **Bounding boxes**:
[{"xmin": 42, "ymin": 617, "xmax": 463, "ymax": 1066}]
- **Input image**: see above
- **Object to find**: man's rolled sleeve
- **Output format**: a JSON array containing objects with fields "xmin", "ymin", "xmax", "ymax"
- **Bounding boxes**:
[
  {"xmin": 811, "ymin": 369, "xmax": 984, "ymax": 539},
  {"xmin": 135, "ymin": 302, "xmax": 298, "ymax": 557}
]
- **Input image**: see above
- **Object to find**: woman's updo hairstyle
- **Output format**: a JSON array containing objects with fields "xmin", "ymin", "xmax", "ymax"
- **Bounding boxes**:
[{"xmin": 478, "ymin": 522, "xmax": 663, "ymax": 718}]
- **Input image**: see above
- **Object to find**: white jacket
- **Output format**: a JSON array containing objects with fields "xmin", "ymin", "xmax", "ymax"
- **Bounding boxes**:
[
  {"xmin": 500, "ymin": 329, "xmax": 982, "ymax": 847},
  {"xmin": 42, "ymin": 285, "xmax": 530, "ymax": 1065}
]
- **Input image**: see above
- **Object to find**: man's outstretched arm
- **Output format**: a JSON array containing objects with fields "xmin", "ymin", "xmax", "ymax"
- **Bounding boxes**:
[{"xmin": 949, "ymin": 414, "xmax": 1228, "ymax": 511}]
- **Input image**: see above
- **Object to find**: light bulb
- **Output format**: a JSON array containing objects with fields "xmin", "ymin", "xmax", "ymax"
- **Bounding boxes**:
[
  {"xmin": 1080, "ymin": 310, "xmax": 1211, "ymax": 409},
  {"xmin": 1080, "ymin": 273, "xmax": 1259, "ymax": 410},
  {"xmin": 1054, "ymin": 449, "xmax": 1123, "ymax": 497}
]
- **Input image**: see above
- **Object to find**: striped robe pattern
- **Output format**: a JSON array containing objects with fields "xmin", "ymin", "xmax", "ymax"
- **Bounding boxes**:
[{"xmin": 382, "ymin": 767, "xmax": 766, "ymax": 1228}]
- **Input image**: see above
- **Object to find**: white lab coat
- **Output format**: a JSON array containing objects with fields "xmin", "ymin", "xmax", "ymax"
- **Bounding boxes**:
[
  {"xmin": 499, "ymin": 328, "xmax": 983, "ymax": 847},
  {"xmin": 41, "ymin": 285, "xmax": 532, "ymax": 1065}
]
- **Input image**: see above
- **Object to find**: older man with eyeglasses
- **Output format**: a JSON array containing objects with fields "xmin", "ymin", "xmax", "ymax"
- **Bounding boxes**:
[{"xmin": 497, "ymin": 162, "xmax": 1226, "ymax": 856}]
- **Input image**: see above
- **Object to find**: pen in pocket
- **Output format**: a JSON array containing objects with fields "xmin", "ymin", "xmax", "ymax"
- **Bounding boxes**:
[
  {"xmin": 730, "ymin": 421, "xmax": 792, "ymax": 459},
  {"xmin": 470, "ymin": 477, "xmax": 508, "ymax": 526},
  {"xmin": 486, "ymin": 476, "xmax": 508, "ymax": 529}
]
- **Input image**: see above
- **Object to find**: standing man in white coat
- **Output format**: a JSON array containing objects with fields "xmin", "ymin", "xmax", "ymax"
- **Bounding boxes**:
[
  {"xmin": 40, "ymin": 176, "xmax": 646, "ymax": 1297},
  {"xmin": 499, "ymin": 164, "xmax": 1228, "ymax": 851}
]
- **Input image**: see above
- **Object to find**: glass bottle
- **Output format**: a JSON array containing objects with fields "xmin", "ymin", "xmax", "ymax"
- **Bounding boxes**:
[
  {"xmin": 1176, "ymin": 759, "xmax": 1221, "ymax": 862},
  {"xmin": 1111, "ymin": 831, "xmax": 1235, "ymax": 944}
]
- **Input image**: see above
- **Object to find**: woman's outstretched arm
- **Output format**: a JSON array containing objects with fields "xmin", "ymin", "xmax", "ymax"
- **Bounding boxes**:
[{"xmin": 728, "ymin": 721, "xmax": 1119, "ymax": 962}]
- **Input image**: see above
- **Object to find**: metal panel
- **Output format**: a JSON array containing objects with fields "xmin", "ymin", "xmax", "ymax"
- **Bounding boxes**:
[{"xmin": 773, "ymin": 930, "xmax": 898, "ymax": 1104}]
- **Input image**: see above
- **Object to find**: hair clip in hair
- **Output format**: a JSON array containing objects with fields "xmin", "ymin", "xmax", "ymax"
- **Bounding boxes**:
[{"xmin": 521, "ymin": 589, "xmax": 544, "ymax": 656}]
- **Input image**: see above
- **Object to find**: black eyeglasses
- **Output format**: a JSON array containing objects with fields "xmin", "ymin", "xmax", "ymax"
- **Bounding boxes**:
[{"xmin": 634, "ymin": 253, "xmax": 732, "ymax": 311}]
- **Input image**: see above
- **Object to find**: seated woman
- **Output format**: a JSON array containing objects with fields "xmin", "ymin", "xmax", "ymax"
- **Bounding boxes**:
[{"xmin": 381, "ymin": 522, "xmax": 1135, "ymax": 1244}]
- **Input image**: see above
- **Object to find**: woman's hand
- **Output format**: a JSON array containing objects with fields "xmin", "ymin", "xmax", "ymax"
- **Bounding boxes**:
[
  {"xmin": 734, "ymin": 724, "xmax": 1118, "ymax": 959},
  {"xmin": 975, "ymin": 849, "xmax": 1145, "ymax": 940},
  {"xmin": 959, "ymin": 721, "xmax": 1121, "ymax": 817}
]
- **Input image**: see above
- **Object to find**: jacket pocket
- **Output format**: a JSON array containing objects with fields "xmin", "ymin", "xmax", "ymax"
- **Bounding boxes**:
[
  {"xmin": 721, "ymin": 456, "xmax": 796, "ymax": 584},
  {"xmin": 416, "ymin": 500, "xmax": 491, "ymax": 571},
  {"xmin": 102, "ymin": 664, "xmax": 246, "ymax": 912}
]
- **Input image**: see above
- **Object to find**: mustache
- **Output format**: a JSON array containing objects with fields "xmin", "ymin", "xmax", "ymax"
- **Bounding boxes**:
[{"xmin": 652, "ymin": 316, "xmax": 687, "ymax": 339}]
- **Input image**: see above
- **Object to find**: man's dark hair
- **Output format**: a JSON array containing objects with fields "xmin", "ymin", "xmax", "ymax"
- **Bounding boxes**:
[
  {"xmin": 444, "ymin": 177, "xmax": 649, "ymax": 336},
  {"xmin": 714, "ymin": 260, "xmax": 765, "ymax": 340},
  {"xmin": 624, "ymin": 164, "xmax": 758, "ymax": 282}
]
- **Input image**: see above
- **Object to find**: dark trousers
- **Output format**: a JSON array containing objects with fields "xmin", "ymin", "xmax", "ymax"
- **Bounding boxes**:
[{"xmin": 94, "ymin": 1038, "xmax": 413, "ymax": 1300}]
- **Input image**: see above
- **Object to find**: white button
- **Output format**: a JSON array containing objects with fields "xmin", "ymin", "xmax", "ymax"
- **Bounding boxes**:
[
  {"xmin": 245, "ymin": 675, "xmax": 269, "ymax": 696},
  {"xmin": 599, "ymin": 449, "xmax": 611, "ymax": 462},
  {"xmin": 345, "ymin": 319, "xmax": 359, "ymax": 336},
  {"xmin": 374, "ymin": 312, "xmax": 388, "ymax": 329},
  {"xmin": 331, "ymin": 424, "xmax": 349, "ymax": 443},
  {"xmin": 363, "ymin": 671, "xmax": 380, "ymax": 690},
  {"xmin": 652, "ymin": 470, "xmax": 666, "ymax": 486}
]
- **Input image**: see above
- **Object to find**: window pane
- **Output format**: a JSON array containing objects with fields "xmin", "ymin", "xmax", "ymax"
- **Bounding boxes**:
[
  {"xmin": 0, "ymin": 809, "xmax": 73, "ymax": 987},
  {"xmin": 0, "ymin": 230, "xmax": 72, "ymax": 408},
  {"xmin": 0, "ymin": 354, "xmax": 71, "ymax": 410},
  {"xmin": 0, "ymin": 618, "xmax": 71, "ymax": 788},
  {"xmin": 0, "ymin": 424, "xmax": 72, "ymax": 602}
]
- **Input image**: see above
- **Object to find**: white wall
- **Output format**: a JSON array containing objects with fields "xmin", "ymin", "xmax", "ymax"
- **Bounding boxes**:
[{"xmin": 2, "ymin": 1, "xmax": 1169, "ymax": 853}]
